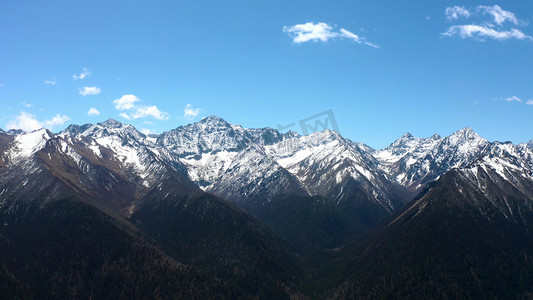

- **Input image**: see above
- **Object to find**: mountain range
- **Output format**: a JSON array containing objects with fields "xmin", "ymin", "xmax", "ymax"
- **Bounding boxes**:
[{"xmin": 1, "ymin": 116, "xmax": 533, "ymax": 298}]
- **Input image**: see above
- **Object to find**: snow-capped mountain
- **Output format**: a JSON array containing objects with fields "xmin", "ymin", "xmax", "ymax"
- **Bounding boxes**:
[
  {"xmin": 375, "ymin": 127, "xmax": 490, "ymax": 191},
  {"xmin": 330, "ymin": 147, "xmax": 533, "ymax": 299},
  {"xmin": 264, "ymin": 129, "xmax": 407, "ymax": 212},
  {"xmin": 457, "ymin": 141, "xmax": 533, "ymax": 217},
  {"xmin": 155, "ymin": 117, "xmax": 409, "ymax": 215},
  {"xmin": 163, "ymin": 119, "xmax": 533, "ymax": 226},
  {"xmin": 325, "ymin": 134, "xmax": 533, "ymax": 299},
  {"xmin": 3, "ymin": 117, "xmax": 533, "ymax": 299},
  {"xmin": 155, "ymin": 116, "xmax": 305, "ymax": 206},
  {"xmin": 2, "ymin": 116, "xmax": 533, "ymax": 223},
  {"xmin": 0, "ymin": 121, "xmax": 302, "ymax": 300},
  {"xmin": 61, "ymin": 119, "xmax": 197, "ymax": 193},
  {"xmin": 0, "ymin": 121, "xmax": 198, "ymax": 216}
]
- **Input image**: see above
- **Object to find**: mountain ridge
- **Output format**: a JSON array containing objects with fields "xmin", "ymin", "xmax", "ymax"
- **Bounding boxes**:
[
  {"xmin": 5, "ymin": 117, "xmax": 532, "ymax": 235},
  {"xmin": 3, "ymin": 115, "xmax": 533, "ymax": 298}
]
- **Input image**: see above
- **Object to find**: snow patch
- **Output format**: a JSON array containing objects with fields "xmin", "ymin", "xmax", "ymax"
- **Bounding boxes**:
[{"xmin": 7, "ymin": 129, "xmax": 51, "ymax": 163}]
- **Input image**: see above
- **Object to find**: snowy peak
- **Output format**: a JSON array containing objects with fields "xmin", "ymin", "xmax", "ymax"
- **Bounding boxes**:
[
  {"xmin": 157, "ymin": 117, "xmax": 247, "ymax": 155},
  {"xmin": 386, "ymin": 132, "xmax": 441, "ymax": 152},
  {"xmin": 399, "ymin": 132, "xmax": 413, "ymax": 140},
  {"xmin": 7, "ymin": 128, "xmax": 53, "ymax": 162},
  {"xmin": 446, "ymin": 127, "xmax": 485, "ymax": 145},
  {"xmin": 388, "ymin": 133, "xmax": 421, "ymax": 151},
  {"xmin": 61, "ymin": 119, "xmax": 148, "ymax": 146},
  {"xmin": 199, "ymin": 115, "xmax": 230, "ymax": 126},
  {"xmin": 283, "ymin": 130, "xmax": 300, "ymax": 139},
  {"xmin": 243, "ymin": 127, "xmax": 284, "ymax": 146},
  {"xmin": 312, "ymin": 129, "xmax": 343, "ymax": 141},
  {"xmin": 156, "ymin": 116, "xmax": 287, "ymax": 155},
  {"xmin": 62, "ymin": 120, "xmax": 145, "ymax": 144},
  {"xmin": 60, "ymin": 119, "xmax": 128, "ymax": 138},
  {"xmin": 375, "ymin": 128, "xmax": 492, "ymax": 191},
  {"xmin": 468, "ymin": 141, "xmax": 533, "ymax": 182},
  {"xmin": 61, "ymin": 123, "xmax": 93, "ymax": 136},
  {"xmin": 194, "ymin": 115, "xmax": 235, "ymax": 133},
  {"xmin": 440, "ymin": 127, "xmax": 488, "ymax": 159},
  {"xmin": 99, "ymin": 118, "xmax": 123, "ymax": 128},
  {"xmin": 7, "ymin": 129, "xmax": 24, "ymax": 136},
  {"xmin": 454, "ymin": 126, "xmax": 476, "ymax": 136},
  {"xmin": 291, "ymin": 129, "xmax": 346, "ymax": 148},
  {"xmin": 377, "ymin": 132, "xmax": 442, "ymax": 165}
]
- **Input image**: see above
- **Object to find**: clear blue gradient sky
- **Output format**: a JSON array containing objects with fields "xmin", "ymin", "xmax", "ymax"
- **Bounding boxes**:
[{"xmin": 1, "ymin": 0, "xmax": 532, "ymax": 148}]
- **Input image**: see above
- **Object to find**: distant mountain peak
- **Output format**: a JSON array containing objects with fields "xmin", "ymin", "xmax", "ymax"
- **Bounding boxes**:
[
  {"xmin": 10, "ymin": 128, "xmax": 51, "ymax": 136},
  {"xmin": 99, "ymin": 118, "xmax": 123, "ymax": 128},
  {"xmin": 308, "ymin": 129, "xmax": 344, "ymax": 143},
  {"xmin": 6, "ymin": 129, "xmax": 25, "ymax": 135},
  {"xmin": 318, "ymin": 128, "xmax": 339, "ymax": 135},
  {"xmin": 386, "ymin": 132, "xmax": 419, "ymax": 149},
  {"xmin": 61, "ymin": 123, "xmax": 92, "ymax": 136},
  {"xmin": 388, "ymin": 132, "xmax": 442, "ymax": 149},
  {"xmin": 448, "ymin": 127, "xmax": 486, "ymax": 144},
  {"xmin": 453, "ymin": 126, "xmax": 476, "ymax": 136},
  {"xmin": 199, "ymin": 115, "xmax": 229, "ymax": 125},
  {"xmin": 284, "ymin": 130, "xmax": 300, "ymax": 138}
]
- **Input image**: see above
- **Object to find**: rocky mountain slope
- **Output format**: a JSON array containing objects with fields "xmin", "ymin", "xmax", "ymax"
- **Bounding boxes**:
[
  {"xmin": 3, "ymin": 117, "xmax": 532, "ymax": 251},
  {"xmin": 316, "ymin": 140, "xmax": 533, "ymax": 299},
  {"xmin": 2, "ymin": 116, "xmax": 533, "ymax": 298},
  {"xmin": 0, "ymin": 123, "xmax": 303, "ymax": 298}
]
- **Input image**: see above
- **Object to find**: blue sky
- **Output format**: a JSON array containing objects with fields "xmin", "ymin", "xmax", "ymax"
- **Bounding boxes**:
[{"xmin": 1, "ymin": 0, "xmax": 532, "ymax": 148}]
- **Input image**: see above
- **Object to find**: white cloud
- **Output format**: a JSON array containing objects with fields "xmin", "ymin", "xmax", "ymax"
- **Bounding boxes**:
[
  {"xmin": 283, "ymin": 22, "xmax": 338, "ymax": 43},
  {"xmin": 73, "ymin": 67, "xmax": 91, "ymax": 80},
  {"xmin": 443, "ymin": 25, "xmax": 533, "ymax": 41},
  {"xmin": 6, "ymin": 111, "xmax": 69, "ymax": 132},
  {"xmin": 119, "ymin": 113, "xmax": 131, "ymax": 120},
  {"xmin": 283, "ymin": 22, "xmax": 378, "ymax": 47},
  {"xmin": 339, "ymin": 28, "xmax": 359, "ymax": 40},
  {"xmin": 114, "ymin": 94, "xmax": 169, "ymax": 120},
  {"xmin": 443, "ymin": 5, "xmax": 531, "ymax": 42},
  {"xmin": 342, "ymin": 29, "xmax": 379, "ymax": 47},
  {"xmin": 339, "ymin": 28, "xmax": 365, "ymax": 43},
  {"xmin": 140, "ymin": 128, "xmax": 154, "ymax": 135},
  {"xmin": 44, "ymin": 77, "xmax": 57, "ymax": 85},
  {"xmin": 114, "ymin": 94, "xmax": 140, "ymax": 110},
  {"xmin": 131, "ymin": 105, "xmax": 169, "ymax": 120},
  {"xmin": 478, "ymin": 5, "xmax": 518, "ymax": 26},
  {"xmin": 444, "ymin": 5, "xmax": 518, "ymax": 25},
  {"xmin": 88, "ymin": 108, "xmax": 100, "ymax": 116},
  {"xmin": 6, "ymin": 112, "xmax": 43, "ymax": 132},
  {"xmin": 445, "ymin": 6, "xmax": 471, "ymax": 21},
  {"xmin": 184, "ymin": 104, "xmax": 201, "ymax": 119},
  {"xmin": 44, "ymin": 114, "xmax": 70, "ymax": 128},
  {"xmin": 340, "ymin": 28, "xmax": 380, "ymax": 48},
  {"xmin": 504, "ymin": 96, "xmax": 523, "ymax": 102},
  {"xmin": 79, "ymin": 86, "xmax": 102, "ymax": 96},
  {"xmin": 527, "ymin": 100, "xmax": 533, "ymax": 105},
  {"xmin": 22, "ymin": 101, "xmax": 33, "ymax": 108}
]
